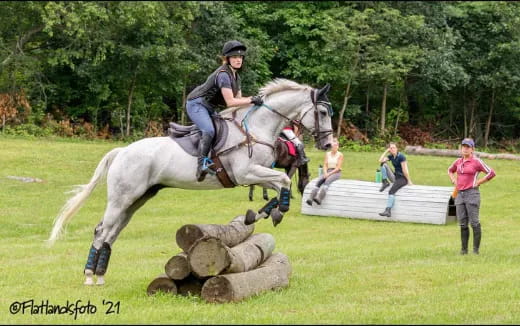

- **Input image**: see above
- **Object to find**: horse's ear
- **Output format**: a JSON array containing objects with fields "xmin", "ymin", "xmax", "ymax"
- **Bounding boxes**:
[{"xmin": 319, "ymin": 83, "xmax": 331, "ymax": 96}]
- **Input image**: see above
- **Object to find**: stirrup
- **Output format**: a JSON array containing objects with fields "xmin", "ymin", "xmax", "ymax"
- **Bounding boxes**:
[{"xmin": 200, "ymin": 157, "xmax": 215, "ymax": 175}]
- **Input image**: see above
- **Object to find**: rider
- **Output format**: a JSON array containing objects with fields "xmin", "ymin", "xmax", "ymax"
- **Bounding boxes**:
[
  {"xmin": 186, "ymin": 40, "xmax": 263, "ymax": 182},
  {"xmin": 281, "ymin": 121, "xmax": 310, "ymax": 166}
]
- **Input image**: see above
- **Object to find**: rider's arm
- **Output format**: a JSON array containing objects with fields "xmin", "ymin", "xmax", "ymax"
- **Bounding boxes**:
[
  {"xmin": 221, "ymin": 88, "xmax": 253, "ymax": 107},
  {"xmin": 217, "ymin": 72, "xmax": 253, "ymax": 107}
]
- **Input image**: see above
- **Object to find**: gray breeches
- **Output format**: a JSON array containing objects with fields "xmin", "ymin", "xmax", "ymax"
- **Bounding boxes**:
[{"xmin": 455, "ymin": 188, "xmax": 481, "ymax": 228}]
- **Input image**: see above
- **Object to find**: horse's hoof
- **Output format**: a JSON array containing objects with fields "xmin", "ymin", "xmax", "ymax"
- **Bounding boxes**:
[
  {"xmin": 96, "ymin": 276, "xmax": 105, "ymax": 285},
  {"xmin": 245, "ymin": 209, "xmax": 256, "ymax": 225},
  {"xmin": 271, "ymin": 209, "xmax": 283, "ymax": 227}
]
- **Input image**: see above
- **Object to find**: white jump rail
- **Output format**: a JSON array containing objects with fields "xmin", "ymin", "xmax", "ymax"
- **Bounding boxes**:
[{"xmin": 301, "ymin": 179, "xmax": 457, "ymax": 225}]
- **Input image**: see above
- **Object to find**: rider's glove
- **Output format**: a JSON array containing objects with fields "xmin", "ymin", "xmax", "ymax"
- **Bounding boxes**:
[{"xmin": 251, "ymin": 95, "xmax": 263, "ymax": 106}]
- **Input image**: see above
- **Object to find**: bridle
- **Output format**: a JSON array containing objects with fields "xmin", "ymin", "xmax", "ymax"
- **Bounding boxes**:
[
  {"xmin": 298, "ymin": 88, "xmax": 334, "ymax": 148},
  {"xmin": 216, "ymin": 87, "xmax": 333, "ymax": 158}
]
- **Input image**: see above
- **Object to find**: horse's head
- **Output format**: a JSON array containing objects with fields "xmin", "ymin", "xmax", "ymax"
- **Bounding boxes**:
[
  {"xmin": 244, "ymin": 79, "xmax": 333, "ymax": 151},
  {"xmin": 299, "ymin": 84, "xmax": 334, "ymax": 150}
]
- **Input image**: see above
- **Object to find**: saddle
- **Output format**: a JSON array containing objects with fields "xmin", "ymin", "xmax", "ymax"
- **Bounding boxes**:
[{"xmin": 168, "ymin": 116, "xmax": 229, "ymax": 157}]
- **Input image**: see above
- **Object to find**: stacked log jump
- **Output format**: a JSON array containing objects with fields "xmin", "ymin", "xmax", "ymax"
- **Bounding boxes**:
[
  {"xmin": 147, "ymin": 215, "xmax": 292, "ymax": 303},
  {"xmin": 301, "ymin": 178, "xmax": 457, "ymax": 225}
]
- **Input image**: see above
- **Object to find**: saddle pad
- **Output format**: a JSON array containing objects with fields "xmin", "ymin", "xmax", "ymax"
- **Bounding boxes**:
[
  {"xmin": 281, "ymin": 138, "xmax": 297, "ymax": 157},
  {"xmin": 169, "ymin": 118, "xmax": 229, "ymax": 157}
]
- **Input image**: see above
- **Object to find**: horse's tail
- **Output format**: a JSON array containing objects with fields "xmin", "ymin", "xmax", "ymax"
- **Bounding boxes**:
[{"xmin": 46, "ymin": 147, "xmax": 123, "ymax": 246}]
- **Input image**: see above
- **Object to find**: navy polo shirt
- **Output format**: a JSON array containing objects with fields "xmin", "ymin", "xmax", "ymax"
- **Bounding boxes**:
[{"xmin": 387, "ymin": 152, "xmax": 407, "ymax": 177}]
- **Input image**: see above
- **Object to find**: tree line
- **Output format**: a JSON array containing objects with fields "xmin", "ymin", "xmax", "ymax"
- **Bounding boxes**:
[{"xmin": 1, "ymin": 1, "xmax": 519, "ymax": 149}]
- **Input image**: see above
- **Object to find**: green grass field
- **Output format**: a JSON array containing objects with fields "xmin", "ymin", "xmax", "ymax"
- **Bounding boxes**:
[{"xmin": 1, "ymin": 136, "xmax": 519, "ymax": 324}]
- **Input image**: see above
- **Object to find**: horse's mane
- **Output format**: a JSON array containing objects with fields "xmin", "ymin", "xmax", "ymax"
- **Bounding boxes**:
[
  {"xmin": 220, "ymin": 78, "xmax": 311, "ymax": 116},
  {"xmin": 259, "ymin": 78, "xmax": 311, "ymax": 97}
]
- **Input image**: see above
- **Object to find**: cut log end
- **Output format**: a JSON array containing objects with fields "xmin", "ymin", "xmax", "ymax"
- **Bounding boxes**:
[
  {"xmin": 164, "ymin": 252, "xmax": 190, "ymax": 280},
  {"xmin": 146, "ymin": 274, "xmax": 177, "ymax": 296},
  {"xmin": 200, "ymin": 276, "xmax": 234, "ymax": 303},
  {"xmin": 188, "ymin": 237, "xmax": 231, "ymax": 278},
  {"xmin": 176, "ymin": 225, "xmax": 204, "ymax": 252}
]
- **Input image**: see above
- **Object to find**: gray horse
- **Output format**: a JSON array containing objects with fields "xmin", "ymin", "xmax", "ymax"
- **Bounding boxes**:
[{"xmin": 47, "ymin": 78, "xmax": 333, "ymax": 285}]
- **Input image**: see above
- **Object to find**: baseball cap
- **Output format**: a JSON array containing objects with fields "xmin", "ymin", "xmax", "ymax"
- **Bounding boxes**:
[{"xmin": 461, "ymin": 138, "xmax": 475, "ymax": 147}]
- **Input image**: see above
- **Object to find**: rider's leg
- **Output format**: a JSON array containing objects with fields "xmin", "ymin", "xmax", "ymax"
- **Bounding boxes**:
[
  {"xmin": 186, "ymin": 99, "xmax": 215, "ymax": 182},
  {"xmin": 282, "ymin": 129, "xmax": 309, "ymax": 165}
]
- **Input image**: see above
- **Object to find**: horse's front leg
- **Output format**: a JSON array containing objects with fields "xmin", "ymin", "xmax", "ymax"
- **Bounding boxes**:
[{"xmin": 238, "ymin": 165, "xmax": 291, "ymax": 226}]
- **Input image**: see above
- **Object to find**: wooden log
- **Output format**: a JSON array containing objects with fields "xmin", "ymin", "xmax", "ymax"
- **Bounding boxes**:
[
  {"xmin": 146, "ymin": 273, "xmax": 177, "ymax": 296},
  {"xmin": 187, "ymin": 237, "xmax": 230, "ymax": 278},
  {"xmin": 164, "ymin": 252, "xmax": 191, "ymax": 280},
  {"xmin": 201, "ymin": 252, "xmax": 291, "ymax": 303},
  {"xmin": 405, "ymin": 145, "xmax": 520, "ymax": 161},
  {"xmin": 176, "ymin": 215, "xmax": 255, "ymax": 252},
  {"xmin": 188, "ymin": 233, "xmax": 276, "ymax": 277},
  {"xmin": 227, "ymin": 233, "xmax": 276, "ymax": 273},
  {"xmin": 176, "ymin": 274, "xmax": 206, "ymax": 297}
]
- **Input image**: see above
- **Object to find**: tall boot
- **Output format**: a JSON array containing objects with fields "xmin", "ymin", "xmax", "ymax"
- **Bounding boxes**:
[
  {"xmin": 306, "ymin": 187, "xmax": 319, "ymax": 206},
  {"xmin": 460, "ymin": 226, "xmax": 469, "ymax": 255},
  {"xmin": 295, "ymin": 143, "xmax": 310, "ymax": 165},
  {"xmin": 472, "ymin": 224, "xmax": 481, "ymax": 254},
  {"xmin": 314, "ymin": 186, "xmax": 327, "ymax": 205},
  {"xmin": 196, "ymin": 133, "xmax": 214, "ymax": 182}
]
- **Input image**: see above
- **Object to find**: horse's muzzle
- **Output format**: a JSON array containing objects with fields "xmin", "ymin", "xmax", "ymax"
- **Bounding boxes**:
[{"xmin": 317, "ymin": 142, "xmax": 331, "ymax": 150}]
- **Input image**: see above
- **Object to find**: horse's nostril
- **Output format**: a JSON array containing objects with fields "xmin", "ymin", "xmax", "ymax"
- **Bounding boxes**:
[{"xmin": 323, "ymin": 143, "xmax": 331, "ymax": 150}]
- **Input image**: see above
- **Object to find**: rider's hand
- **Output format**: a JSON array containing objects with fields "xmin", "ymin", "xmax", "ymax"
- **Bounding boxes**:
[{"xmin": 251, "ymin": 95, "xmax": 263, "ymax": 106}]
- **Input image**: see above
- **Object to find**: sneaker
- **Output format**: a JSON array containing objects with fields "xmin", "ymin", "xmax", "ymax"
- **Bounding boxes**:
[
  {"xmin": 306, "ymin": 199, "xmax": 313, "ymax": 206},
  {"xmin": 460, "ymin": 249, "xmax": 468, "ymax": 255},
  {"xmin": 313, "ymin": 198, "xmax": 321, "ymax": 205}
]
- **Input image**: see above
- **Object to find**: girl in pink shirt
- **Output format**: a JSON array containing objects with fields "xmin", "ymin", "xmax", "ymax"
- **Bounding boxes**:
[{"xmin": 448, "ymin": 138, "xmax": 496, "ymax": 255}]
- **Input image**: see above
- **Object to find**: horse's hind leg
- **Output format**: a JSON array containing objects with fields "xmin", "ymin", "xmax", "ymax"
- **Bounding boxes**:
[
  {"xmin": 84, "ymin": 201, "xmax": 128, "ymax": 286},
  {"xmin": 84, "ymin": 185, "xmax": 164, "ymax": 285}
]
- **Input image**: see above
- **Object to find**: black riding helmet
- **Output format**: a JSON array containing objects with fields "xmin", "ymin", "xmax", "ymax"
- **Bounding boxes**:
[{"xmin": 222, "ymin": 40, "xmax": 247, "ymax": 57}]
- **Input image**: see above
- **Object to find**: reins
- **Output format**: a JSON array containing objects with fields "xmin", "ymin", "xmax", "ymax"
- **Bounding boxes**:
[{"xmin": 214, "ymin": 87, "xmax": 333, "ymax": 160}]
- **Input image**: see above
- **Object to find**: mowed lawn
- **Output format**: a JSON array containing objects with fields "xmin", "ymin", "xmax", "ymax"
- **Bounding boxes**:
[{"xmin": 1, "ymin": 136, "xmax": 519, "ymax": 324}]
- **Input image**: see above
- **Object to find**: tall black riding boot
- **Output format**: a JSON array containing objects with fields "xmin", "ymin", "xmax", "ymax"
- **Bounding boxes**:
[
  {"xmin": 296, "ymin": 143, "xmax": 310, "ymax": 165},
  {"xmin": 472, "ymin": 224, "xmax": 481, "ymax": 254},
  {"xmin": 460, "ymin": 226, "xmax": 470, "ymax": 255},
  {"xmin": 196, "ymin": 133, "xmax": 214, "ymax": 182}
]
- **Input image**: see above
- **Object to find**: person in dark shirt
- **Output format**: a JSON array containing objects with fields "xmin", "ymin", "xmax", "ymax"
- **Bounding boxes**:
[
  {"xmin": 378, "ymin": 143, "xmax": 413, "ymax": 217},
  {"xmin": 186, "ymin": 40, "xmax": 263, "ymax": 182}
]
